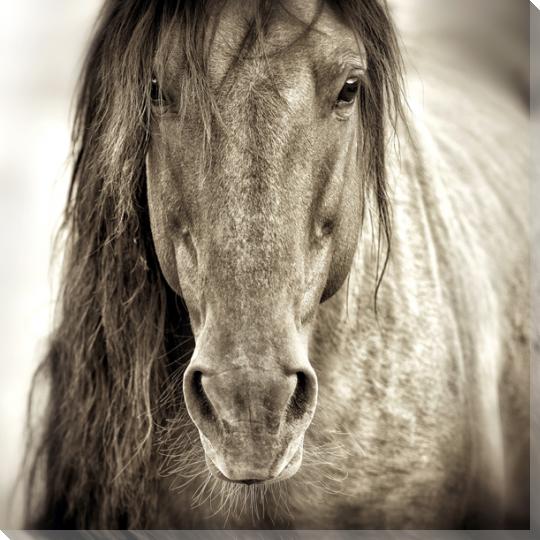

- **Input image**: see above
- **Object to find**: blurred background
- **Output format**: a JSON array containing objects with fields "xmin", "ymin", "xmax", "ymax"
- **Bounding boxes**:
[
  {"xmin": 0, "ymin": 0, "xmax": 533, "ymax": 531},
  {"xmin": 0, "ymin": 0, "xmax": 102, "ymax": 528}
]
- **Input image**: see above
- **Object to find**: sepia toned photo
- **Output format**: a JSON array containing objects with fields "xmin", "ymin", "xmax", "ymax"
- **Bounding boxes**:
[{"xmin": 0, "ymin": 0, "xmax": 535, "ymax": 534}]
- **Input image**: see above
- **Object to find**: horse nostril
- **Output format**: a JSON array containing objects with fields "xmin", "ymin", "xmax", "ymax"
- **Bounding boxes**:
[
  {"xmin": 191, "ymin": 370, "xmax": 215, "ymax": 422},
  {"xmin": 287, "ymin": 371, "xmax": 310, "ymax": 421}
]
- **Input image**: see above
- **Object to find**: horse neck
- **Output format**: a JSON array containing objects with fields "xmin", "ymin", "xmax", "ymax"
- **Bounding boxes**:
[
  {"xmin": 309, "ymin": 109, "xmax": 471, "ymax": 423},
  {"xmin": 345, "ymin": 114, "xmax": 458, "ymax": 328}
]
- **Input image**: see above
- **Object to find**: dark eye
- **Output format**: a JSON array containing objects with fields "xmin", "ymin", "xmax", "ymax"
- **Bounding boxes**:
[
  {"xmin": 336, "ymin": 77, "xmax": 359, "ymax": 106},
  {"xmin": 150, "ymin": 76, "xmax": 160, "ymax": 102}
]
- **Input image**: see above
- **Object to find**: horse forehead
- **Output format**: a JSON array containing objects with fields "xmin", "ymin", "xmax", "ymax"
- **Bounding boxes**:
[{"xmin": 207, "ymin": 0, "xmax": 355, "ymax": 88}]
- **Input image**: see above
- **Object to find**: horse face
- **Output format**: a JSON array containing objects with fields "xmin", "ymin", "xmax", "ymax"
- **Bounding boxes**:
[{"xmin": 146, "ymin": 0, "xmax": 364, "ymax": 484}]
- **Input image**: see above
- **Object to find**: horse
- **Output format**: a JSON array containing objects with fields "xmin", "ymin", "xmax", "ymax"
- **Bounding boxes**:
[{"xmin": 26, "ymin": 0, "xmax": 530, "ymax": 529}]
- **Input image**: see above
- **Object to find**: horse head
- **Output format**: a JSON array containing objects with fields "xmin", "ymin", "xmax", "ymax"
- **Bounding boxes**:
[
  {"xmin": 146, "ymin": 0, "xmax": 398, "ymax": 484},
  {"xmin": 27, "ymin": 0, "xmax": 402, "ymax": 527}
]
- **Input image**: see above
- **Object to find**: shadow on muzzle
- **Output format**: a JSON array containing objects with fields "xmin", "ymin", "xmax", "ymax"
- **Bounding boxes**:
[{"xmin": 183, "ymin": 357, "xmax": 317, "ymax": 484}]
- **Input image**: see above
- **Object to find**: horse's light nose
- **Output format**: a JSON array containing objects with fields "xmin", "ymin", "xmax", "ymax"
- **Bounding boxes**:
[
  {"xmin": 184, "ymin": 366, "xmax": 316, "ymax": 434},
  {"xmin": 183, "ymin": 363, "xmax": 317, "ymax": 481}
]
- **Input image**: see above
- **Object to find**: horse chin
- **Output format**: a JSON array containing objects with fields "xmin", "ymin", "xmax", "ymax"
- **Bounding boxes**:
[{"xmin": 201, "ymin": 434, "xmax": 304, "ymax": 485}]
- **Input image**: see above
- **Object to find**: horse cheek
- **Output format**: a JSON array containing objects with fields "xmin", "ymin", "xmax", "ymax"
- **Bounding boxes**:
[
  {"xmin": 321, "ymin": 180, "xmax": 362, "ymax": 302},
  {"xmin": 146, "ymin": 155, "xmax": 183, "ymax": 296}
]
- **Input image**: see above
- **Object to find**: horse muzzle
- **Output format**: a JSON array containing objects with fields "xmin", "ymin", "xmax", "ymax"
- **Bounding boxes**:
[
  {"xmin": 183, "ymin": 359, "xmax": 317, "ymax": 484},
  {"xmin": 202, "ymin": 431, "xmax": 305, "ymax": 484}
]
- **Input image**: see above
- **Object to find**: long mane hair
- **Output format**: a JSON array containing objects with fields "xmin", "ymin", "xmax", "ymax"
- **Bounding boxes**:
[{"xmin": 26, "ymin": 0, "xmax": 403, "ymax": 528}]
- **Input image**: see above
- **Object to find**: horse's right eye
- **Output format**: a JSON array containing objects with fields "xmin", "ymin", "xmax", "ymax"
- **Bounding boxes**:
[{"xmin": 150, "ymin": 76, "xmax": 161, "ymax": 102}]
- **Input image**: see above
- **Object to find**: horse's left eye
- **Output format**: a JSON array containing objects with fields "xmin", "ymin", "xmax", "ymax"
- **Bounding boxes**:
[{"xmin": 336, "ymin": 77, "xmax": 359, "ymax": 106}]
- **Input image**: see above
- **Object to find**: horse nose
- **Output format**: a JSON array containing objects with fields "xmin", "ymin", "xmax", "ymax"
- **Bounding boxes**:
[{"xmin": 183, "ymin": 365, "xmax": 317, "ymax": 437}]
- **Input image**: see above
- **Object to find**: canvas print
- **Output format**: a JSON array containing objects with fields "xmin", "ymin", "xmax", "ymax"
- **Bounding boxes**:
[{"xmin": 0, "ymin": 0, "xmax": 531, "ymax": 532}]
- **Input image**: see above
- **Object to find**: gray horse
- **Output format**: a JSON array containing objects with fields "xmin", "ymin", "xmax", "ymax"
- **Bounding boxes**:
[{"xmin": 27, "ymin": 0, "xmax": 529, "ymax": 529}]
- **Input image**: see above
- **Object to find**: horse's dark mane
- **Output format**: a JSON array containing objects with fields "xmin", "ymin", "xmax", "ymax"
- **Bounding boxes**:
[{"xmin": 26, "ymin": 0, "xmax": 403, "ymax": 528}]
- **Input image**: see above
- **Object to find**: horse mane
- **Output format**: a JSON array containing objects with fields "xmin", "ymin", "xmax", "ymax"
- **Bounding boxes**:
[{"xmin": 25, "ymin": 0, "xmax": 403, "ymax": 528}]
